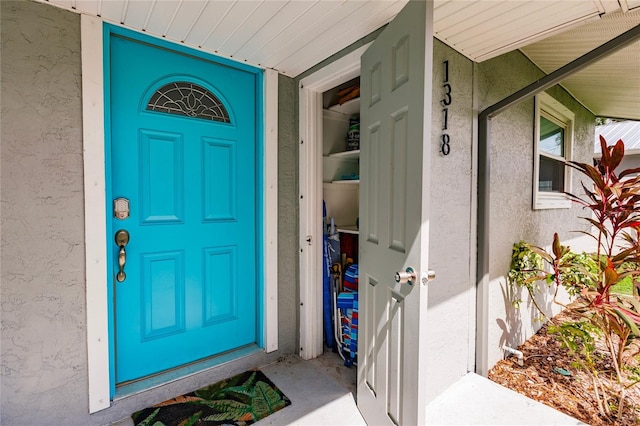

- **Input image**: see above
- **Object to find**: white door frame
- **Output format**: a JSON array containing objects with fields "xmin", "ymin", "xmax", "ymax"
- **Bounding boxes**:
[
  {"xmin": 298, "ymin": 44, "xmax": 370, "ymax": 360},
  {"xmin": 81, "ymin": 15, "xmax": 279, "ymax": 413}
]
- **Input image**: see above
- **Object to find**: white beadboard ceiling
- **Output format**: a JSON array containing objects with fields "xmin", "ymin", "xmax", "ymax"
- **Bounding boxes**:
[
  {"xmin": 37, "ymin": 0, "xmax": 640, "ymax": 119},
  {"xmin": 521, "ymin": 8, "xmax": 640, "ymax": 120}
]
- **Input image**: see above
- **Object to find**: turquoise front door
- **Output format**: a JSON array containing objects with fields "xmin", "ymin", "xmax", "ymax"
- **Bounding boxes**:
[{"xmin": 108, "ymin": 29, "xmax": 260, "ymax": 384}]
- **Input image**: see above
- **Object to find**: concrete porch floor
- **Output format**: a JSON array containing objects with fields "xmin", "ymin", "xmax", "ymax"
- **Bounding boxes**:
[
  {"xmin": 257, "ymin": 352, "xmax": 585, "ymax": 426},
  {"xmin": 256, "ymin": 351, "xmax": 363, "ymax": 425},
  {"xmin": 116, "ymin": 351, "xmax": 585, "ymax": 425}
]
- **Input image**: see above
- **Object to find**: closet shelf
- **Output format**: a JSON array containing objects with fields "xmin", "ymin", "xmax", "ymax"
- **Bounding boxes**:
[
  {"xmin": 331, "ymin": 179, "xmax": 360, "ymax": 185},
  {"xmin": 337, "ymin": 226, "xmax": 359, "ymax": 235},
  {"xmin": 327, "ymin": 98, "xmax": 360, "ymax": 116},
  {"xmin": 328, "ymin": 149, "xmax": 360, "ymax": 159}
]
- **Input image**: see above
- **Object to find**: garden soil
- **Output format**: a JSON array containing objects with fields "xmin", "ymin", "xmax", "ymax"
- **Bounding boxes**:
[{"xmin": 488, "ymin": 307, "xmax": 640, "ymax": 425}]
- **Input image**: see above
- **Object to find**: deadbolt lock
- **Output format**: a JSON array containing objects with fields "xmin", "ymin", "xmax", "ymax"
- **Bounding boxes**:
[{"xmin": 114, "ymin": 198, "xmax": 130, "ymax": 220}]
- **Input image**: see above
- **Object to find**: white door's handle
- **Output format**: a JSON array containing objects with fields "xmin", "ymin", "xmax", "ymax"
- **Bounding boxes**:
[{"xmin": 395, "ymin": 267, "xmax": 417, "ymax": 285}]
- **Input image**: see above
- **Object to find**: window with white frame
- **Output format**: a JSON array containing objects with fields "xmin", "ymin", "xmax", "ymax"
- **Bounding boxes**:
[{"xmin": 533, "ymin": 92, "xmax": 574, "ymax": 210}]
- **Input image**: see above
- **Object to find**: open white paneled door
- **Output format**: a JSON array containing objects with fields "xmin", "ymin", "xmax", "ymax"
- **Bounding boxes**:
[{"xmin": 357, "ymin": 1, "xmax": 434, "ymax": 424}]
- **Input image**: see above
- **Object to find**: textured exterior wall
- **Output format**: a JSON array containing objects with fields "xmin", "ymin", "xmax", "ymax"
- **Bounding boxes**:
[
  {"xmin": 0, "ymin": 1, "xmax": 297, "ymax": 424},
  {"xmin": 477, "ymin": 50, "xmax": 596, "ymax": 373},
  {"xmin": 277, "ymin": 74, "xmax": 299, "ymax": 352},
  {"xmin": 424, "ymin": 40, "xmax": 475, "ymax": 401},
  {"xmin": 1, "ymin": 0, "xmax": 88, "ymax": 421}
]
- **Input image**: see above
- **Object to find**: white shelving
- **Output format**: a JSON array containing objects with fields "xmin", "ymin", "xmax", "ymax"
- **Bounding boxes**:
[
  {"xmin": 327, "ymin": 98, "xmax": 359, "ymax": 116},
  {"xmin": 337, "ymin": 225, "xmax": 359, "ymax": 235},
  {"xmin": 323, "ymin": 97, "xmax": 359, "ymax": 235},
  {"xmin": 323, "ymin": 145, "xmax": 358, "ymax": 183},
  {"xmin": 329, "ymin": 149, "xmax": 360, "ymax": 159}
]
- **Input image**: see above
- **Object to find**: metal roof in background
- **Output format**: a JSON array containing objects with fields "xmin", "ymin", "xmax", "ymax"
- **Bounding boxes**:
[
  {"xmin": 34, "ymin": 0, "xmax": 640, "ymax": 119},
  {"xmin": 594, "ymin": 120, "xmax": 640, "ymax": 152}
]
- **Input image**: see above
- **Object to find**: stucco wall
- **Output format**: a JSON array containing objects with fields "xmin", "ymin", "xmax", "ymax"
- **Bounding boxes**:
[
  {"xmin": 0, "ymin": 1, "xmax": 298, "ymax": 424},
  {"xmin": 277, "ymin": 73, "xmax": 299, "ymax": 353},
  {"xmin": 422, "ymin": 37, "xmax": 597, "ymax": 394},
  {"xmin": 424, "ymin": 39, "xmax": 475, "ymax": 401},
  {"xmin": 1, "ymin": 0, "xmax": 88, "ymax": 421},
  {"xmin": 477, "ymin": 50, "xmax": 596, "ymax": 373}
]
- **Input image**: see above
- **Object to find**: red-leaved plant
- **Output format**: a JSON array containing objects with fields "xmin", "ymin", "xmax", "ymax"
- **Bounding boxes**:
[{"xmin": 522, "ymin": 136, "xmax": 640, "ymax": 420}]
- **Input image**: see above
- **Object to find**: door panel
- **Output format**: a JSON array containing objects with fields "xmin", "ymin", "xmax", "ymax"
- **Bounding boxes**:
[
  {"xmin": 139, "ymin": 130, "xmax": 184, "ymax": 223},
  {"xmin": 141, "ymin": 251, "xmax": 185, "ymax": 339},
  {"xmin": 109, "ymin": 33, "xmax": 259, "ymax": 384},
  {"xmin": 203, "ymin": 246, "xmax": 237, "ymax": 324},
  {"xmin": 203, "ymin": 138, "xmax": 236, "ymax": 221},
  {"xmin": 357, "ymin": 1, "xmax": 434, "ymax": 424}
]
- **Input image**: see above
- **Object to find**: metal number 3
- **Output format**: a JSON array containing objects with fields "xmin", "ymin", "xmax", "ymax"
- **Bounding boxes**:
[{"xmin": 441, "ymin": 83, "xmax": 452, "ymax": 106}]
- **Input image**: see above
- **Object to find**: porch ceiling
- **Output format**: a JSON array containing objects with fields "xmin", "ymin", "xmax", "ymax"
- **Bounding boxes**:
[
  {"xmin": 37, "ymin": 0, "xmax": 639, "ymax": 119},
  {"xmin": 521, "ymin": 8, "xmax": 640, "ymax": 121}
]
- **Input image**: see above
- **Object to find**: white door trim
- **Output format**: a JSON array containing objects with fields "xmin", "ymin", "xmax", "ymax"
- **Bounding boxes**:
[
  {"xmin": 263, "ymin": 68, "xmax": 279, "ymax": 354},
  {"xmin": 298, "ymin": 44, "xmax": 370, "ymax": 360},
  {"xmin": 81, "ymin": 14, "xmax": 110, "ymax": 414},
  {"xmin": 82, "ymin": 17, "xmax": 278, "ymax": 413}
]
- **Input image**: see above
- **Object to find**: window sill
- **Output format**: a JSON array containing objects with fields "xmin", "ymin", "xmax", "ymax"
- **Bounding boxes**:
[{"xmin": 534, "ymin": 193, "xmax": 571, "ymax": 210}]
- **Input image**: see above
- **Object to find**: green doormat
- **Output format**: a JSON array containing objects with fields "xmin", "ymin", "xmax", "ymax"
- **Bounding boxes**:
[{"xmin": 131, "ymin": 369, "xmax": 291, "ymax": 426}]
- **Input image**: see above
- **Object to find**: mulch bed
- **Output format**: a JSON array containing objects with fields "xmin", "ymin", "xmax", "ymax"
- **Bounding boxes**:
[{"xmin": 488, "ymin": 308, "xmax": 640, "ymax": 425}]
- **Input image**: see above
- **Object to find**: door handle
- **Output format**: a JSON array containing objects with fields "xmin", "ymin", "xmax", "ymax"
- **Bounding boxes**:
[
  {"xmin": 395, "ymin": 267, "xmax": 416, "ymax": 285},
  {"xmin": 115, "ymin": 229, "xmax": 130, "ymax": 282},
  {"xmin": 394, "ymin": 268, "xmax": 436, "ymax": 286}
]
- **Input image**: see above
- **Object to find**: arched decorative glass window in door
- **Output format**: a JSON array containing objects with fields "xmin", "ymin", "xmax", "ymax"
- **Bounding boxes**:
[{"xmin": 146, "ymin": 81, "xmax": 231, "ymax": 123}]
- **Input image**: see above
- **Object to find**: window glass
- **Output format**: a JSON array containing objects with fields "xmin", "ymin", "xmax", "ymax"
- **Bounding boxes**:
[
  {"xmin": 539, "ymin": 156, "xmax": 565, "ymax": 192},
  {"xmin": 538, "ymin": 114, "xmax": 566, "ymax": 193},
  {"xmin": 533, "ymin": 92, "xmax": 574, "ymax": 209},
  {"xmin": 539, "ymin": 116, "xmax": 564, "ymax": 157}
]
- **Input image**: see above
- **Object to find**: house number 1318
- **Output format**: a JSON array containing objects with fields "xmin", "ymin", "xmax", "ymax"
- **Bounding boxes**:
[{"xmin": 441, "ymin": 60, "xmax": 451, "ymax": 155}]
